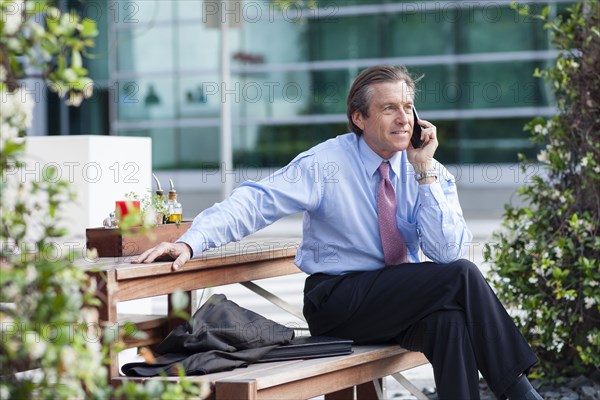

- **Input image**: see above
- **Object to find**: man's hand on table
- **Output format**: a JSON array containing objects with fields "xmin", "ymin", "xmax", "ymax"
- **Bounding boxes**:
[{"xmin": 133, "ymin": 242, "xmax": 192, "ymax": 271}]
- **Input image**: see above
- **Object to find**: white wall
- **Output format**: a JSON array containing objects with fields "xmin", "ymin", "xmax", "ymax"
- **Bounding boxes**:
[{"xmin": 24, "ymin": 136, "xmax": 152, "ymax": 245}]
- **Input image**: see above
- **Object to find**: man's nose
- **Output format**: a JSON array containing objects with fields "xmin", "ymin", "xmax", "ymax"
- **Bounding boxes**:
[{"xmin": 395, "ymin": 109, "xmax": 409, "ymax": 125}]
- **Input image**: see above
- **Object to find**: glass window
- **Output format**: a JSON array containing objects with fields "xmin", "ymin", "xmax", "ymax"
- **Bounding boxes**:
[
  {"xmin": 459, "ymin": 61, "xmax": 546, "ymax": 109},
  {"xmin": 176, "ymin": 0, "xmax": 204, "ymax": 20},
  {"xmin": 116, "ymin": 26, "xmax": 174, "ymax": 73},
  {"xmin": 308, "ymin": 15, "xmax": 381, "ymax": 61},
  {"xmin": 327, "ymin": 0, "xmax": 382, "ymax": 5},
  {"xmin": 239, "ymin": 18, "xmax": 307, "ymax": 65},
  {"xmin": 412, "ymin": 64, "xmax": 459, "ymax": 110},
  {"xmin": 116, "ymin": 78, "xmax": 176, "ymax": 121},
  {"xmin": 228, "ymin": 68, "xmax": 358, "ymax": 119},
  {"xmin": 180, "ymin": 127, "xmax": 221, "ymax": 168},
  {"xmin": 403, "ymin": 117, "xmax": 539, "ymax": 164},
  {"xmin": 79, "ymin": 0, "xmax": 109, "ymax": 82},
  {"xmin": 69, "ymin": 89, "xmax": 110, "ymax": 135},
  {"xmin": 386, "ymin": 10, "xmax": 455, "ymax": 57},
  {"xmin": 46, "ymin": 89, "xmax": 110, "ymax": 136},
  {"xmin": 119, "ymin": 128, "xmax": 177, "ymax": 169},
  {"xmin": 120, "ymin": 127, "xmax": 224, "ymax": 170},
  {"xmin": 235, "ymin": 123, "xmax": 346, "ymax": 167},
  {"xmin": 113, "ymin": 1, "xmax": 174, "ymax": 25},
  {"xmin": 449, "ymin": 118, "xmax": 536, "ymax": 164},
  {"xmin": 230, "ymin": 71, "xmax": 311, "ymax": 119},
  {"xmin": 425, "ymin": 119, "xmax": 458, "ymax": 164},
  {"xmin": 309, "ymin": 69, "xmax": 350, "ymax": 114},
  {"xmin": 106, "ymin": 0, "xmax": 567, "ymax": 170},
  {"xmin": 47, "ymin": 91, "xmax": 61, "ymax": 135},
  {"xmin": 177, "ymin": 74, "xmax": 221, "ymax": 120},
  {"xmin": 459, "ymin": 5, "xmax": 547, "ymax": 54},
  {"xmin": 177, "ymin": 24, "xmax": 220, "ymax": 71}
]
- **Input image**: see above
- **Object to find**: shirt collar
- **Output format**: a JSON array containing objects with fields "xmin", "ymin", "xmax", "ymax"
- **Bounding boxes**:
[{"xmin": 358, "ymin": 135, "xmax": 403, "ymax": 179}]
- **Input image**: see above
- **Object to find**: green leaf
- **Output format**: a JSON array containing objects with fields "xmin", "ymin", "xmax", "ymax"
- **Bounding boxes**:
[
  {"xmin": 123, "ymin": 324, "xmax": 148, "ymax": 341},
  {"xmin": 71, "ymin": 49, "xmax": 82, "ymax": 69},
  {"xmin": 60, "ymin": 13, "xmax": 77, "ymax": 35},
  {"xmin": 62, "ymin": 68, "xmax": 77, "ymax": 82},
  {"xmin": 80, "ymin": 18, "xmax": 98, "ymax": 38},
  {"xmin": 57, "ymin": 54, "xmax": 66, "ymax": 70},
  {"xmin": 73, "ymin": 77, "xmax": 93, "ymax": 91},
  {"xmin": 170, "ymin": 290, "xmax": 189, "ymax": 312},
  {"xmin": 551, "ymin": 267, "xmax": 569, "ymax": 280},
  {"xmin": 46, "ymin": 8, "xmax": 60, "ymax": 34},
  {"xmin": 72, "ymin": 67, "xmax": 89, "ymax": 76},
  {"xmin": 143, "ymin": 380, "xmax": 163, "ymax": 397}
]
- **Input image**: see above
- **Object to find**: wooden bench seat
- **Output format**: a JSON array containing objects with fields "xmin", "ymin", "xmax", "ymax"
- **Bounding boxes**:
[{"xmin": 115, "ymin": 344, "xmax": 429, "ymax": 400}]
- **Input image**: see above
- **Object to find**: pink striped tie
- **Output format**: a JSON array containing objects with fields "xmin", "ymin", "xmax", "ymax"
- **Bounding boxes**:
[{"xmin": 377, "ymin": 162, "xmax": 408, "ymax": 265}]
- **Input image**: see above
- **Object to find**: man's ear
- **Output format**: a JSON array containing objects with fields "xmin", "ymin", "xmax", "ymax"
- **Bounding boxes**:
[{"xmin": 352, "ymin": 111, "xmax": 365, "ymax": 131}]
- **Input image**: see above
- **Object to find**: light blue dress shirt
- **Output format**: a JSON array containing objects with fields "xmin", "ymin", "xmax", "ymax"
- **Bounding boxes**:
[{"xmin": 178, "ymin": 133, "xmax": 473, "ymax": 275}]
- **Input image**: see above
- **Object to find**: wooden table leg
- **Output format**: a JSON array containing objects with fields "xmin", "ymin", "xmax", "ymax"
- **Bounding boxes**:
[
  {"xmin": 357, "ymin": 379, "xmax": 382, "ymax": 400},
  {"xmin": 325, "ymin": 387, "xmax": 355, "ymax": 400},
  {"xmin": 90, "ymin": 269, "xmax": 119, "ymax": 381},
  {"xmin": 215, "ymin": 380, "xmax": 258, "ymax": 400}
]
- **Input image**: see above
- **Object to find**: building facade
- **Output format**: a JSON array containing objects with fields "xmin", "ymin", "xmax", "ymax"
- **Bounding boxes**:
[{"xmin": 48, "ymin": 0, "xmax": 573, "ymax": 172}]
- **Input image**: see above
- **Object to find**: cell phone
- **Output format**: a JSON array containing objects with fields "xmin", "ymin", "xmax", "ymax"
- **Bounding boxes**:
[{"xmin": 411, "ymin": 106, "xmax": 424, "ymax": 149}]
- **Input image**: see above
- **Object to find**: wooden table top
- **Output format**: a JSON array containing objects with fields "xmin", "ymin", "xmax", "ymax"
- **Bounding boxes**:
[{"xmin": 78, "ymin": 237, "xmax": 300, "ymax": 281}]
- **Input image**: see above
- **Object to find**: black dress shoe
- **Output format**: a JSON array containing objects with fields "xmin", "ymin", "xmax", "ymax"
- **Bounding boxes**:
[{"xmin": 504, "ymin": 375, "xmax": 544, "ymax": 400}]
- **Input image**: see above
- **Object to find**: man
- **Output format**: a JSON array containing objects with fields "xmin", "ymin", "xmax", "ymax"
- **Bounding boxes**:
[{"xmin": 135, "ymin": 65, "xmax": 542, "ymax": 400}]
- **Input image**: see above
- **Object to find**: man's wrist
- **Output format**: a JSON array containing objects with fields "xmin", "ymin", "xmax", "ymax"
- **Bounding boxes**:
[
  {"xmin": 414, "ymin": 170, "xmax": 438, "ymax": 183},
  {"xmin": 177, "ymin": 241, "xmax": 193, "ymax": 258},
  {"xmin": 412, "ymin": 162, "xmax": 433, "ymax": 175}
]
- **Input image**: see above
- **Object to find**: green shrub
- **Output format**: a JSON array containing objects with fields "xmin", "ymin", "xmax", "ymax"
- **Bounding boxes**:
[
  {"xmin": 1, "ymin": 1, "xmax": 203, "ymax": 397},
  {"xmin": 484, "ymin": 1, "xmax": 599, "ymax": 381}
]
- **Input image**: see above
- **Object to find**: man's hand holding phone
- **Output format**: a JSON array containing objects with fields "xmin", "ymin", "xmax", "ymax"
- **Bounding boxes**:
[{"xmin": 408, "ymin": 106, "xmax": 438, "ymax": 182}]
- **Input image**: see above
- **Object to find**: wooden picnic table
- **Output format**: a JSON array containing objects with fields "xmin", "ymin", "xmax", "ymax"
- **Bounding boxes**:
[{"xmin": 81, "ymin": 237, "xmax": 301, "ymax": 379}]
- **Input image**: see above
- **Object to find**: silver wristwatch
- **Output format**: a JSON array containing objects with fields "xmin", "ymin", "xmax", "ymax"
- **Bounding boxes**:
[{"xmin": 414, "ymin": 170, "xmax": 438, "ymax": 181}]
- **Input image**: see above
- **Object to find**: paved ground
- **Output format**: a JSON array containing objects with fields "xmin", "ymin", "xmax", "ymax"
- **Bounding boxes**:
[{"xmin": 119, "ymin": 215, "xmax": 503, "ymax": 398}]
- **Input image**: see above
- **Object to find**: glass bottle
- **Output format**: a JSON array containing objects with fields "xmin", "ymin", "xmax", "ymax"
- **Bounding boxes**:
[
  {"xmin": 166, "ymin": 179, "xmax": 182, "ymax": 224},
  {"xmin": 153, "ymin": 173, "xmax": 167, "ymax": 224}
]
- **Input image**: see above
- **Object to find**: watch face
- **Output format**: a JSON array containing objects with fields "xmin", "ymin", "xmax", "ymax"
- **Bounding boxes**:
[{"xmin": 416, "ymin": 171, "xmax": 437, "ymax": 181}]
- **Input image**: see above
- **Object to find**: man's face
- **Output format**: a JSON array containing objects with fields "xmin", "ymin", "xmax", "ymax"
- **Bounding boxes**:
[{"xmin": 352, "ymin": 80, "xmax": 415, "ymax": 160}]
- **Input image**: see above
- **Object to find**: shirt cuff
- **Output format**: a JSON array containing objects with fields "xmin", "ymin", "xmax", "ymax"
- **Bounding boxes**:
[
  {"xmin": 418, "ymin": 180, "xmax": 446, "ymax": 207},
  {"xmin": 177, "ymin": 229, "xmax": 209, "ymax": 259}
]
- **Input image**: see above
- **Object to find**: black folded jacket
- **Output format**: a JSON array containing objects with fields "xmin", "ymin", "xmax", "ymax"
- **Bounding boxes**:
[{"xmin": 121, "ymin": 293, "xmax": 295, "ymax": 377}]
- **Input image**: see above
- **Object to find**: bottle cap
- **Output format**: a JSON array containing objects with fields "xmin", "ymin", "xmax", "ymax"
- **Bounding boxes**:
[{"xmin": 168, "ymin": 179, "xmax": 177, "ymax": 200}]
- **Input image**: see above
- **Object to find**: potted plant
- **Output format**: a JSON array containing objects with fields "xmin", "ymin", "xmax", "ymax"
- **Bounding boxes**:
[{"xmin": 125, "ymin": 190, "xmax": 170, "ymax": 226}]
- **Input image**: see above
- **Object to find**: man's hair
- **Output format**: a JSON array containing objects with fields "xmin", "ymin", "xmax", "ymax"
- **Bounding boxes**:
[{"xmin": 346, "ymin": 65, "xmax": 419, "ymax": 135}]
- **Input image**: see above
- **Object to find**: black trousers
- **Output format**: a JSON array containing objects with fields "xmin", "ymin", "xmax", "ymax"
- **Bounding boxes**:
[{"xmin": 303, "ymin": 259, "xmax": 538, "ymax": 400}]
